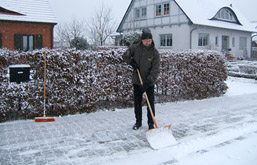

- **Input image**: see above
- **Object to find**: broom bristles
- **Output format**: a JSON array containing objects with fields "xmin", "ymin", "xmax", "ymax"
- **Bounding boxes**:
[{"xmin": 34, "ymin": 117, "xmax": 55, "ymax": 122}]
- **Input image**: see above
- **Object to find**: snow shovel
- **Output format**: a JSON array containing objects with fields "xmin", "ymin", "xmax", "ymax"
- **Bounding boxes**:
[
  {"xmin": 137, "ymin": 69, "xmax": 177, "ymax": 149},
  {"xmin": 35, "ymin": 52, "xmax": 55, "ymax": 122}
]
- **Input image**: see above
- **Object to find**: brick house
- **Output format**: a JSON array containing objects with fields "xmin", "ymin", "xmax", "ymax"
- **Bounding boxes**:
[{"xmin": 0, "ymin": 0, "xmax": 57, "ymax": 51}]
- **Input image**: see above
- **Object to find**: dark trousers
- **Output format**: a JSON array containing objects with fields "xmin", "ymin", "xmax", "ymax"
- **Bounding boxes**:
[{"xmin": 133, "ymin": 84, "xmax": 155, "ymax": 126}]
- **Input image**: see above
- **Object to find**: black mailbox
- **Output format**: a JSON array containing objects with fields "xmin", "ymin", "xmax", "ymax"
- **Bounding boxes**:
[{"xmin": 9, "ymin": 64, "xmax": 30, "ymax": 83}]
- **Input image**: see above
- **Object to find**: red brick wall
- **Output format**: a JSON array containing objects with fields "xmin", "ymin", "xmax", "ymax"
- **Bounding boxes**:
[{"xmin": 0, "ymin": 21, "xmax": 55, "ymax": 50}]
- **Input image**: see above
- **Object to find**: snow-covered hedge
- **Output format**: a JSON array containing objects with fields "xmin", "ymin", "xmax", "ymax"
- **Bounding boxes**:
[
  {"xmin": 0, "ymin": 48, "xmax": 227, "ymax": 122},
  {"xmin": 157, "ymin": 50, "xmax": 228, "ymax": 102},
  {"xmin": 227, "ymin": 60, "xmax": 257, "ymax": 80}
]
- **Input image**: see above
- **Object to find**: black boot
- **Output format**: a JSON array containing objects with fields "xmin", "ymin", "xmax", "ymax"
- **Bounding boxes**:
[
  {"xmin": 148, "ymin": 124, "xmax": 154, "ymax": 130},
  {"xmin": 132, "ymin": 123, "xmax": 142, "ymax": 130}
]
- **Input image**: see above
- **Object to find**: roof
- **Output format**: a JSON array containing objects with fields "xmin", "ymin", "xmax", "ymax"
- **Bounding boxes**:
[
  {"xmin": 117, "ymin": 0, "xmax": 256, "ymax": 33},
  {"xmin": 175, "ymin": 0, "xmax": 256, "ymax": 32},
  {"xmin": 0, "ymin": 0, "xmax": 57, "ymax": 24},
  {"xmin": 117, "ymin": 0, "xmax": 134, "ymax": 32}
]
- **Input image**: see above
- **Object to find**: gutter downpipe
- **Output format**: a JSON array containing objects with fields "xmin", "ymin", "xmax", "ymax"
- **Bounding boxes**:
[{"xmin": 190, "ymin": 27, "xmax": 197, "ymax": 49}]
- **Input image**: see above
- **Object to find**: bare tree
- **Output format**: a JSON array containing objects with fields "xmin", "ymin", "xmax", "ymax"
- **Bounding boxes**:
[
  {"xmin": 55, "ymin": 18, "xmax": 86, "ymax": 48},
  {"xmin": 88, "ymin": 4, "xmax": 116, "ymax": 47}
]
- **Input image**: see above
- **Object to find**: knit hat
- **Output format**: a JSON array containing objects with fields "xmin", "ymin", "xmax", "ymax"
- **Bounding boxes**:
[{"xmin": 141, "ymin": 28, "xmax": 152, "ymax": 40}]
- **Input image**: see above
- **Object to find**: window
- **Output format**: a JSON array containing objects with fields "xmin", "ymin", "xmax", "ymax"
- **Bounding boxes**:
[
  {"xmin": 155, "ymin": 4, "xmax": 162, "ymax": 16},
  {"xmin": 134, "ymin": 7, "xmax": 147, "ymax": 19},
  {"xmin": 164, "ymin": 3, "xmax": 170, "ymax": 15},
  {"xmin": 215, "ymin": 36, "xmax": 219, "ymax": 46},
  {"xmin": 160, "ymin": 34, "xmax": 172, "ymax": 47},
  {"xmin": 214, "ymin": 8, "xmax": 238, "ymax": 23},
  {"xmin": 135, "ymin": 8, "xmax": 140, "ymax": 19},
  {"xmin": 23, "ymin": 35, "xmax": 34, "ymax": 51},
  {"xmin": 239, "ymin": 37, "xmax": 247, "ymax": 50},
  {"xmin": 198, "ymin": 33, "xmax": 209, "ymax": 47},
  {"xmin": 0, "ymin": 33, "xmax": 2, "ymax": 48},
  {"xmin": 14, "ymin": 34, "xmax": 43, "ymax": 51},
  {"xmin": 232, "ymin": 37, "xmax": 235, "ymax": 47},
  {"xmin": 142, "ymin": 7, "xmax": 147, "ymax": 18},
  {"xmin": 155, "ymin": 3, "xmax": 170, "ymax": 17}
]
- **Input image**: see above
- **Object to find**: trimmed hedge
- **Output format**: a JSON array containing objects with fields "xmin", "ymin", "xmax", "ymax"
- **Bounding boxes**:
[{"xmin": 0, "ymin": 48, "xmax": 227, "ymax": 122}]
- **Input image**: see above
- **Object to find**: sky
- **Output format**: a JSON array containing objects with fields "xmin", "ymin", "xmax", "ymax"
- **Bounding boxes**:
[
  {"xmin": 49, "ymin": 0, "xmax": 257, "ymax": 29},
  {"xmin": 49, "ymin": 0, "xmax": 131, "ymax": 29}
]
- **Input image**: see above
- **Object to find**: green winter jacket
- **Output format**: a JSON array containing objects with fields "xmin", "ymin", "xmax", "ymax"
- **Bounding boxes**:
[{"xmin": 122, "ymin": 41, "xmax": 160, "ymax": 86}]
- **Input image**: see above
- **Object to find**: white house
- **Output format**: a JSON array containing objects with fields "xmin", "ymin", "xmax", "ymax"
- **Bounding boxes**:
[{"xmin": 117, "ymin": 0, "xmax": 257, "ymax": 58}]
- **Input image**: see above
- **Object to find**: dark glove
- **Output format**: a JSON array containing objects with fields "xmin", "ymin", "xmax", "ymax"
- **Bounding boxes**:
[
  {"xmin": 130, "ymin": 59, "xmax": 139, "ymax": 70},
  {"xmin": 140, "ymin": 79, "xmax": 151, "ymax": 93}
]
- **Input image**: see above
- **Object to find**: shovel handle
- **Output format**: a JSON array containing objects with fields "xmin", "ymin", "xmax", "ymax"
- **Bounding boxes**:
[{"xmin": 137, "ymin": 69, "xmax": 158, "ymax": 128}]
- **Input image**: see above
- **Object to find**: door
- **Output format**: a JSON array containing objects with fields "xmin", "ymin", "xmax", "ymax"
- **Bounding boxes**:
[{"xmin": 222, "ymin": 36, "xmax": 229, "ymax": 54}]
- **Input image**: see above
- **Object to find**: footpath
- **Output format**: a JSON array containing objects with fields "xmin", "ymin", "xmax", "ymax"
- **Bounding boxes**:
[{"xmin": 0, "ymin": 77, "xmax": 257, "ymax": 165}]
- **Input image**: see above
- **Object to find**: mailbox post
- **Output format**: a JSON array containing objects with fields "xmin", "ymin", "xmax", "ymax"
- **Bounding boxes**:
[{"xmin": 8, "ymin": 64, "xmax": 31, "ymax": 120}]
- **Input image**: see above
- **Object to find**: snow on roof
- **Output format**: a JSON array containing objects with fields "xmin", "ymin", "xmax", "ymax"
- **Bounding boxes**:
[
  {"xmin": 0, "ymin": 0, "xmax": 57, "ymax": 24},
  {"xmin": 175, "ymin": 0, "xmax": 256, "ymax": 32}
]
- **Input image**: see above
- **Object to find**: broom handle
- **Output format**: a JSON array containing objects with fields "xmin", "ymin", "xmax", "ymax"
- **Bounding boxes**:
[
  {"xmin": 137, "ymin": 69, "xmax": 158, "ymax": 128},
  {"xmin": 43, "ymin": 52, "xmax": 46, "ymax": 117}
]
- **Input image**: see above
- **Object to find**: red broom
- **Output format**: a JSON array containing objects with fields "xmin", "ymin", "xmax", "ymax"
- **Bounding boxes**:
[{"xmin": 35, "ymin": 52, "xmax": 55, "ymax": 122}]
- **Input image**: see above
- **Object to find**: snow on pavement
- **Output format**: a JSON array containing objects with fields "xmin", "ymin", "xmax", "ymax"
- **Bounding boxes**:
[{"xmin": 0, "ymin": 76, "xmax": 257, "ymax": 165}]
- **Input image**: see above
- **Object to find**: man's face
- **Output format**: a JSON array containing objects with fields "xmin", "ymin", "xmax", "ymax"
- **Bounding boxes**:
[{"xmin": 142, "ymin": 39, "xmax": 152, "ymax": 47}]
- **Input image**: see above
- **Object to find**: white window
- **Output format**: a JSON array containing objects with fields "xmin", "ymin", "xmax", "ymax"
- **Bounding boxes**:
[
  {"xmin": 232, "ymin": 37, "xmax": 235, "ymax": 47},
  {"xmin": 214, "ymin": 8, "xmax": 237, "ymax": 23},
  {"xmin": 22, "ymin": 35, "xmax": 34, "ymax": 51},
  {"xmin": 164, "ymin": 3, "xmax": 170, "ymax": 15},
  {"xmin": 142, "ymin": 7, "xmax": 147, "ymax": 18},
  {"xmin": 135, "ymin": 8, "xmax": 140, "ymax": 19},
  {"xmin": 215, "ymin": 36, "xmax": 219, "ymax": 46},
  {"xmin": 134, "ymin": 7, "xmax": 147, "ymax": 19},
  {"xmin": 198, "ymin": 33, "xmax": 209, "ymax": 47},
  {"xmin": 155, "ymin": 3, "xmax": 170, "ymax": 17},
  {"xmin": 160, "ymin": 34, "xmax": 172, "ymax": 47},
  {"xmin": 239, "ymin": 37, "xmax": 247, "ymax": 50},
  {"xmin": 155, "ymin": 4, "xmax": 162, "ymax": 16}
]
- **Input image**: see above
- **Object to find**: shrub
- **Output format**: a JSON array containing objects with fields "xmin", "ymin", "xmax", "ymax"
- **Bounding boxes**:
[{"xmin": 0, "ymin": 48, "xmax": 227, "ymax": 122}]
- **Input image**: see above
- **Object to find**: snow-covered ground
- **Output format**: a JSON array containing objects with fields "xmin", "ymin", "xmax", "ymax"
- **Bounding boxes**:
[{"xmin": 0, "ymin": 76, "xmax": 257, "ymax": 165}]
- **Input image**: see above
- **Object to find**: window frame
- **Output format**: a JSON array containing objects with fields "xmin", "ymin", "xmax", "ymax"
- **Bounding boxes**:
[
  {"xmin": 239, "ymin": 37, "xmax": 247, "ymax": 50},
  {"xmin": 22, "ymin": 35, "xmax": 34, "ymax": 51},
  {"xmin": 134, "ymin": 8, "xmax": 140, "ymax": 20},
  {"xmin": 134, "ymin": 7, "xmax": 147, "ymax": 20},
  {"xmin": 215, "ymin": 36, "xmax": 219, "ymax": 46},
  {"xmin": 198, "ymin": 33, "xmax": 209, "ymax": 47},
  {"xmin": 141, "ymin": 7, "xmax": 147, "ymax": 18},
  {"xmin": 155, "ymin": 4, "xmax": 162, "ymax": 17},
  {"xmin": 164, "ymin": 3, "xmax": 170, "ymax": 15},
  {"xmin": 232, "ymin": 37, "xmax": 235, "ymax": 47},
  {"xmin": 214, "ymin": 7, "xmax": 238, "ymax": 23},
  {"xmin": 155, "ymin": 2, "xmax": 170, "ymax": 17},
  {"xmin": 160, "ymin": 34, "xmax": 173, "ymax": 48},
  {"xmin": 14, "ymin": 34, "xmax": 43, "ymax": 51}
]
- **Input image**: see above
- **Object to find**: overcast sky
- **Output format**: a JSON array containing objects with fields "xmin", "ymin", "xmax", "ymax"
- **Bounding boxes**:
[{"xmin": 49, "ymin": 0, "xmax": 257, "ymax": 28}]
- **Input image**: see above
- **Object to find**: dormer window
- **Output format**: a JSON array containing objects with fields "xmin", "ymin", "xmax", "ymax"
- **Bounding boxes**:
[{"xmin": 213, "ymin": 7, "xmax": 240, "ymax": 24}]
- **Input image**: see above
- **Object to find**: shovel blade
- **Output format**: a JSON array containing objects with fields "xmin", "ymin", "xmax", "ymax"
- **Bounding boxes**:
[{"xmin": 146, "ymin": 125, "xmax": 177, "ymax": 150}]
